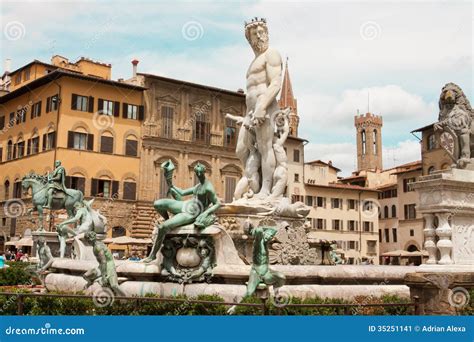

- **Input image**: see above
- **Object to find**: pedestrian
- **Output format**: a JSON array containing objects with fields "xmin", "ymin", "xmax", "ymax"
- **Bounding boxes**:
[{"xmin": 0, "ymin": 252, "xmax": 5, "ymax": 269}]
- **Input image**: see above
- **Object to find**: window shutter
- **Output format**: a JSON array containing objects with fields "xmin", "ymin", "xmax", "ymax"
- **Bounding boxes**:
[
  {"xmin": 113, "ymin": 101, "xmax": 120, "ymax": 117},
  {"xmin": 88, "ymin": 96, "xmax": 94, "ymax": 113},
  {"xmin": 46, "ymin": 97, "xmax": 51, "ymax": 113},
  {"xmin": 112, "ymin": 181, "xmax": 119, "ymax": 198},
  {"xmin": 100, "ymin": 136, "xmax": 113, "ymax": 153},
  {"xmin": 71, "ymin": 94, "xmax": 78, "ymax": 110},
  {"xmin": 67, "ymin": 131, "xmax": 74, "ymax": 149},
  {"xmin": 42, "ymin": 134, "xmax": 47, "ymax": 151},
  {"xmin": 138, "ymin": 105, "xmax": 144, "ymax": 120},
  {"xmin": 98, "ymin": 99, "xmax": 104, "ymax": 113},
  {"xmin": 91, "ymin": 178, "xmax": 98, "ymax": 196},
  {"xmin": 125, "ymin": 139, "xmax": 138, "ymax": 156},
  {"xmin": 26, "ymin": 139, "xmax": 31, "ymax": 155},
  {"xmin": 122, "ymin": 103, "xmax": 128, "ymax": 118},
  {"xmin": 51, "ymin": 132, "xmax": 56, "ymax": 148},
  {"xmin": 123, "ymin": 182, "xmax": 136, "ymax": 200},
  {"xmin": 13, "ymin": 144, "xmax": 17, "ymax": 159},
  {"xmin": 87, "ymin": 134, "xmax": 94, "ymax": 151},
  {"xmin": 77, "ymin": 177, "xmax": 85, "ymax": 194}
]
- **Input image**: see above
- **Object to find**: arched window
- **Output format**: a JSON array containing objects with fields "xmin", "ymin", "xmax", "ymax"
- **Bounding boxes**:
[
  {"xmin": 4, "ymin": 180, "xmax": 10, "ymax": 200},
  {"xmin": 361, "ymin": 130, "xmax": 366, "ymax": 155},
  {"xmin": 112, "ymin": 226, "xmax": 126, "ymax": 238},
  {"xmin": 373, "ymin": 129, "xmax": 377, "ymax": 155},
  {"xmin": 100, "ymin": 131, "xmax": 114, "ymax": 154},
  {"xmin": 6, "ymin": 140, "xmax": 13, "ymax": 160},
  {"xmin": 391, "ymin": 205, "xmax": 397, "ymax": 218},
  {"xmin": 384, "ymin": 205, "xmax": 389, "ymax": 218},
  {"xmin": 16, "ymin": 138, "xmax": 25, "ymax": 158},
  {"xmin": 125, "ymin": 135, "xmax": 138, "ymax": 156},
  {"xmin": 428, "ymin": 166, "xmax": 435, "ymax": 175}
]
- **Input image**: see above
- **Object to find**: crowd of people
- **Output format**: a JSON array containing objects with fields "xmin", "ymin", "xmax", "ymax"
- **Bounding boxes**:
[{"xmin": 0, "ymin": 249, "xmax": 30, "ymax": 264}]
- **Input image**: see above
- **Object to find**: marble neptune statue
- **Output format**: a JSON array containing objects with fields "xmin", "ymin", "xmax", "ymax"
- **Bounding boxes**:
[{"xmin": 233, "ymin": 17, "xmax": 285, "ymax": 201}]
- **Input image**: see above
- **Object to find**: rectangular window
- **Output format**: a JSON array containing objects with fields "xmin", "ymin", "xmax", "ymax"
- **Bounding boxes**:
[
  {"xmin": 17, "ymin": 108, "xmax": 26, "ymax": 123},
  {"xmin": 392, "ymin": 228, "xmax": 398, "ymax": 243},
  {"xmin": 294, "ymin": 173, "xmax": 300, "ymax": 182},
  {"xmin": 332, "ymin": 219, "xmax": 342, "ymax": 230},
  {"xmin": 15, "ymin": 73, "xmax": 21, "ymax": 85},
  {"xmin": 46, "ymin": 95, "xmax": 59, "ymax": 113},
  {"xmin": 315, "ymin": 218, "xmax": 325, "ymax": 230},
  {"xmin": 403, "ymin": 178, "xmax": 416, "ymax": 192},
  {"xmin": 73, "ymin": 132, "xmax": 87, "ymax": 150},
  {"xmin": 66, "ymin": 176, "xmax": 85, "ymax": 194},
  {"xmin": 194, "ymin": 117, "xmax": 210, "ymax": 144},
  {"xmin": 24, "ymin": 68, "xmax": 30, "ymax": 81},
  {"xmin": 363, "ymin": 221, "xmax": 372, "ymax": 232},
  {"xmin": 348, "ymin": 199, "xmax": 356, "ymax": 210},
  {"xmin": 102, "ymin": 100, "xmax": 114, "ymax": 116},
  {"xmin": 404, "ymin": 204, "xmax": 416, "ymax": 220},
  {"xmin": 13, "ymin": 181, "xmax": 22, "ymax": 198},
  {"xmin": 31, "ymin": 101, "xmax": 41, "ymax": 119},
  {"xmin": 348, "ymin": 220, "xmax": 357, "ymax": 231},
  {"xmin": 161, "ymin": 106, "xmax": 173, "ymax": 138},
  {"xmin": 331, "ymin": 198, "xmax": 342, "ymax": 209},
  {"xmin": 225, "ymin": 118, "xmax": 237, "ymax": 147},
  {"xmin": 224, "ymin": 177, "xmax": 236, "ymax": 203},
  {"xmin": 127, "ymin": 104, "xmax": 138, "ymax": 120},
  {"xmin": 44, "ymin": 132, "xmax": 56, "ymax": 151},
  {"xmin": 125, "ymin": 139, "xmax": 138, "ymax": 156},
  {"xmin": 348, "ymin": 241, "xmax": 356, "ymax": 250},
  {"xmin": 98, "ymin": 180, "xmax": 111, "ymax": 198},
  {"xmin": 316, "ymin": 196, "xmax": 326, "ymax": 208},
  {"xmin": 293, "ymin": 149, "xmax": 300, "ymax": 162},
  {"xmin": 100, "ymin": 136, "xmax": 114, "ymax": 154},
  {"xmin": 305, "ymin": 196, "xmax": 313, "ymax": 206},
  {"xmin": 9, "ymin": 112, "xmax": 15, "ymax": 127},
  {"xmin": 410, "ymin": 229, "xmax": 414, "ymax": 237},
  {"xmin": 384, "ymin": 228, "xmax": 390, "ymax": 242},
  {"xmin": 123, "ymin": 181, "xmax": 137, "ymax": 200},
  {"xmin": 72, "ymin": 94, "xmax": 89, "ymax": 112}
]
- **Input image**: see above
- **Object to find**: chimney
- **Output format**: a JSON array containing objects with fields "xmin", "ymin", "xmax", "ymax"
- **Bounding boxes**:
[
  {"xmin": 131, "ymin": 59, "xmax": 139, "ymax": 77},
  {"xmin": 4, "ymin": 59, "xmax": 11, "ymax": 73}
]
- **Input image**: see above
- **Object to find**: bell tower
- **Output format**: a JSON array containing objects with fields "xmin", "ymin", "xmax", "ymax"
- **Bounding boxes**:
[
  {"xmin": 278, "ymin": 58, "xmax": 299, "ymax": 137},
  {"xmin": 354, "ymin": 112, "xmax": 383, "ymax": 171}
]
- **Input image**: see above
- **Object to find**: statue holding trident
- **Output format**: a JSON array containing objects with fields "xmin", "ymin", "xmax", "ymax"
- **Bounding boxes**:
[
  {"xmin": 143, "ymin": 160, "xmax": 221, "ymax": 263},
  {"xmin": 234, "ymin": 17, "xmax": 283, "ymax": 200}
]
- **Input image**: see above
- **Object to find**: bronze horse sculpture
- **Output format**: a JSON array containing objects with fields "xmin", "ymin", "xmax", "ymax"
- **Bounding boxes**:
[{"xmin": 21, "ymin": 173, "xmax": 84, "ymax": 230}]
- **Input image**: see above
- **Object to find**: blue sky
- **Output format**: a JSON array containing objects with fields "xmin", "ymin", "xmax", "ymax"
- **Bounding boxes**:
[{"xmin": 1, "ymin": 0, "xmax": 472, "ymax": 175}]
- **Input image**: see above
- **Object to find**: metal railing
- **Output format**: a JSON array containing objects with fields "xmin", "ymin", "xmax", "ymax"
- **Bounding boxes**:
[{"xmin": 0, "ymin": 291, "xmax": 422, "ymax": 315}]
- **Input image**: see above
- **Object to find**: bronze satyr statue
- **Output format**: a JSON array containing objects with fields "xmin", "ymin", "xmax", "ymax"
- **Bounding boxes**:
[{"xmin": 143, "ymin": 161, "xmax": 220, "ymax": 263}]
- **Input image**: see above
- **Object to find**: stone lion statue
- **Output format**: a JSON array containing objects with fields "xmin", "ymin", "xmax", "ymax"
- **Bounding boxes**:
[{"xmin": 434, "ymin": 82, "xmax": 474, "ymax": 169}]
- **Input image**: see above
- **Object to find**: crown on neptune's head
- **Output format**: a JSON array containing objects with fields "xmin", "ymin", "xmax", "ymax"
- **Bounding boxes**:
[{"xmin": 244, "ymin": 17, "xmax": 267, "ymax": 28}]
